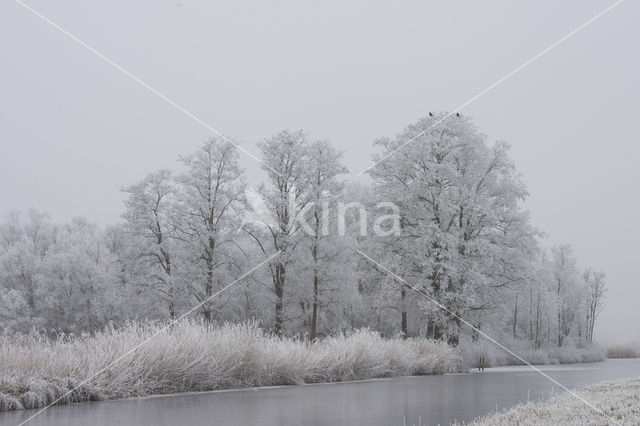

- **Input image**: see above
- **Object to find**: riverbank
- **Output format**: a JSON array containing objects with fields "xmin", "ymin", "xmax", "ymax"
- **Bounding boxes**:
[
  {"xmin": 468, "ymin": 377, "xmax": 640, "ymax": 425},
  {"xmin": 0, "ymin": 321, "xmax": 460, "ymax": 412},
  {"xmin": 0, "ymin": 320, "xmax": 609, "ymax": 413}
]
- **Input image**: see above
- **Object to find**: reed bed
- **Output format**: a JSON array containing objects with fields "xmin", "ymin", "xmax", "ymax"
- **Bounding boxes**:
[
  {"xmin": 460, "ymin": 339, "xmax": 605, "ymax": 368},
  {"xmin": 0, "ymin": 321, "xmax": 460, "ymax": 412},
  {"xmin": 607, "ymin": 343, "xmax": 640, "ymax": 359}
]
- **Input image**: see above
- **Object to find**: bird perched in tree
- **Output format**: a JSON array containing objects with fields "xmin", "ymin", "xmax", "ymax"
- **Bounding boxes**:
[
  {"xmin": 456, "ymin": 112, "xmax": 460, "ymax": 117},
  {"xmin": 429, "ymin": 112, "xmax": 433, "ymax": 117}
]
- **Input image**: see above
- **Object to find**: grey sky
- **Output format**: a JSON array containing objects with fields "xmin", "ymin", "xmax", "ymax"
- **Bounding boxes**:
[{"xmin": 1, "ymin": 1, "xmax": 638, "ymax": 342}]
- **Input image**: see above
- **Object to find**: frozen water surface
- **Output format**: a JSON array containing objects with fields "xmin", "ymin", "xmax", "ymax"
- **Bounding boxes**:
[{"xmin": 3, "ymin": 358, "xmax": 640, "ymax": 426}]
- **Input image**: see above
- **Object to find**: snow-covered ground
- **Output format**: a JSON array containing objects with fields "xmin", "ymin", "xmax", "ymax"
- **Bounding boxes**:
[{"xmin": 468, "ymin": 377, "xmax": 640, "ymax": 425}]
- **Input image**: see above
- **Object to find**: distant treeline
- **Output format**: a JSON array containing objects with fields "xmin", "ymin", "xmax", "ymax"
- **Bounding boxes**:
[{"xmin": 0, "ymin": 113, "xmax": 606, "ymax": 353}]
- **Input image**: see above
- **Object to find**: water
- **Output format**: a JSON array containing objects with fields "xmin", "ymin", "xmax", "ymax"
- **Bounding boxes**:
[{"xmin": 3, "ymin": 359, "xmax": 640, "ymax": 426}]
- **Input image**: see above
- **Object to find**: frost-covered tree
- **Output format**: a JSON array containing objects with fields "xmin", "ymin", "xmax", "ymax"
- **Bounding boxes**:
[
  {"xmin": 0, "ymin": 120, "xmax": 611, "ymax": 351},
  {"xmin": 245, "ymin": 130, "xmax": 311, "ymax": 335},
  {"xmin": 551, "ymin": 245, "xmax": 581, "ymax": 347},
  {"xmin": 175, "ymin": 138, "xmax": 245, "ymax": 323},
  {"xmin": 35, "ymin": 218, "xmax": 125, "ymax": 332},
  {"xmin": 123, "ymin": 169, "xmax": 181, "ymax": 319},
  {"xmin": 496, "ymin": 245, "xmax": 607, "ymax": 350},
  {"xmin": 0, "ymin": 210, "xmax": 53, "ymax": 332},
  {"xmin": 583, "ymin": 269, "xmax": 607, "ymax": 344},
  {"xmin": 369, "ymin": 113, "xmax": 535, "ymax": 344},
  {"xmin": 302, "ymin": 140, "xmax": 348, "ymax": 340}
]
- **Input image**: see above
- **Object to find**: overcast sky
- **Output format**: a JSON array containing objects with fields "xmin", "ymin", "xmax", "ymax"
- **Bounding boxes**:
[{"xmin": 1, "ymin": 1, "xmax": 638, "ymax": 342}]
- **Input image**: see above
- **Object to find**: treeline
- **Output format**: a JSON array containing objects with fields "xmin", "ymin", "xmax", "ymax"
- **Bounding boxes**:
[{"xmin": 0, "ymin": 113, "xmax": 606, "ymax": 351}]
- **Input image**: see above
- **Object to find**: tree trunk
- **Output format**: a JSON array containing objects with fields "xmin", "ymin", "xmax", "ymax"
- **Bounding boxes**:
[
  {"xmin": 433, "ymin": 323, "xmax": 443, "ymax": 341},
  {"xmin": 557, "ymin": 279, "xmax": 563, "ymax": 347},
  {"xmin": 274, "ymin": 263, "xmax": 286, "ymax": 336},
  {"xmin": 400, "ymin": 286, "xmax": 408, "ymax": 338},
  {"xmin": 529, "ymin": 287, "xmax": 533, "ymax": 341},
  {"xmin": 310, "ymin": 214, "xmax": 320, "ymax": 341},
  {"xmin": 513, "ymin": 293, "xmax": 518, "ymax": 339},
  {"xmin": 168, "ymin": 300, "xmax": 175, "ymax": 320},
  {"xmin": 471, "ymin": 322, "xmax": 480, "ymax": 342},
  {"xmin": 535, "ymin": 291, "xmax": 541, "ymax": 349},
  {"xmin": 447, "ymin": 316, "xmax": 461, "ymax": 346},
  {"xmin": 401, "ymin": 311, "xmax": 407, "ymax": 339},
  {"xmin": 203, "ymin": 264, "xmax": 213, "ymax": 324},
  {"xmin": 310, "ymin": 265, "xmax": 319, "ymax": 341},
  {"xmin": 204, "ymin": 235, "xmax": 215, "ymax": 324}
]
